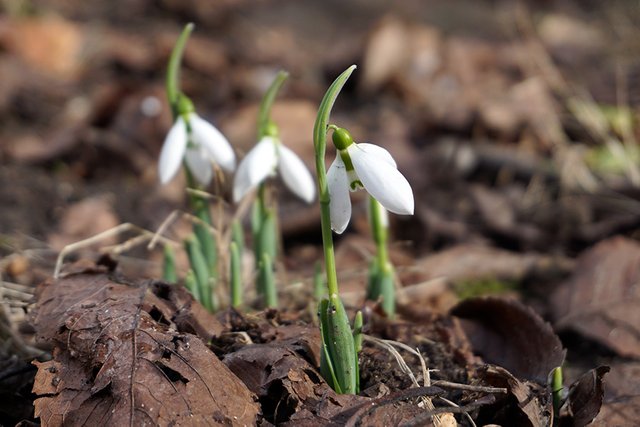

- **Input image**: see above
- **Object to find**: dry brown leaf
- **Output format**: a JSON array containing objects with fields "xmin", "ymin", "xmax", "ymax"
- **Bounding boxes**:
[
  {"xmin": 563, "ymin": 366, "xmax": 609, "ymax": 427},
  {"xmin": 414, "ymin": 244, "xmax": 569, "ymax": 284},
  {"xmin": 593, "ymin": 395, "xmax": 640, "ymax": 426},
  {"xmin": 452, "ymin": 297, "xmax": 565, "ymax": 383},
  {"xmin": 31, "ymin": 268, "xmax": 259, "ymax": 426},
  {"xmin": 477, "ymin": 365, "xmax": 553, "ymax": 427},
  {"xmin": 2, "ymin": 16, "xmax": 84, "ymax": 80},
  {"xmin": 551, "ymin": 236, "xmax": 640, "ymax": 358},
  {"xmin": 360, "ymin": 16, "xmax": 409, "ymax": 92},
  {"xmin": 47, "ymin": 195, "xmax": 120, "ymax": 252}
]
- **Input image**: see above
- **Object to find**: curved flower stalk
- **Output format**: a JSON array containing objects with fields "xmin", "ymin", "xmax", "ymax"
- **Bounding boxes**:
[
  {"xmin": 159, "ymin": 23, "xmax": 230, "ymax": 312},
  {"xmin": 233, "ymin": 133, "xmax": 315, "ymax": 203},
  {"xmin": 313, "ymin": 65, "xmax": 360, "ymax": 395},
  {"xmin": 160, "ymin": 23, "xmax": 235, "ymax": 187},
  {"xmin": 327, "ymin": 126, "xmax": 414, "ymax": 234}
]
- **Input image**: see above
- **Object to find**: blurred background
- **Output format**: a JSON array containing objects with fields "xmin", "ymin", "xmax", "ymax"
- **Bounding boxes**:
[{"xmin": 0, "ymin": 0, "xmax": 639, "ymax": 422}]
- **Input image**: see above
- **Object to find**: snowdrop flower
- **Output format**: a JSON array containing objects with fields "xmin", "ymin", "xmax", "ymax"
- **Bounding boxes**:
[
  {"xmin": 158, "ymin": 97, "xmax": 236, "ymax": 186},
  {"xmin": 233, "ymin": 133, "xmax": 315, "ymax": 203},
  {"xmin": 327, "ymin": 127, "xmax": 414, "ymax": 234}
]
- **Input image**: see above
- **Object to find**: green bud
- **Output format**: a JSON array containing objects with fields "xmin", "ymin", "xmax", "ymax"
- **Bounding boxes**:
[
  {"xmin": 331, "ymin": 126, "xmax": 354, "ymax": 151},
  {"xmin": 264, "ymin": 120, "xmax": 279, "ymax": 138},
  {"xmin": 176, "ymin": 93, "xmax": 195, "ymax": 118}
]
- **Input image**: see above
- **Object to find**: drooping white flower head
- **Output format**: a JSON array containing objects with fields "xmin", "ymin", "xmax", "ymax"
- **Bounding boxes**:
[
  {"xmin": 233, "ymin": 135, "xmax": 315, "ymax": 204},
  {"xmin": 327, "ymin": 127, "xmax": 414, "ymax": 234},
  {"xmin": 158, "ymin": 102, "xmax": 236, "ymax": 186}
]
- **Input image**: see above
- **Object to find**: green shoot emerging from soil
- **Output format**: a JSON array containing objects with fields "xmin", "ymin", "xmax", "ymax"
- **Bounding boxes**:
[
  {"xmin": 233, "ymin": 71, "xmax": 316, "ymax": 309},
  {"xmin": 314, "ymin": 65, "xmax": 360, "ymax": 394},
  {"xmin": 367, "ymin": 196, "xmax": 395, "ymax": 317},
  {"xmin": 160, "ymin": 23, "xmax": 235, "ymax": 311}
]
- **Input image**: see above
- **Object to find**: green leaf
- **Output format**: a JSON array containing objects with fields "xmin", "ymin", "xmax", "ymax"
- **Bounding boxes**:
[
  {"xmin": 321, "ymin": 293, "xmax": 357, "ymax": 394},
  {"xmin": 184, "ymin": 269, "xmax": 200, "ymax": 302},
  {"xmin": 258, "ymin": 253, "xmax": 277, "ymax": 309},
  {"xmin": 184, "ymin": 235, "xmax": 211, "ymax": 310},
  {"xmin": 367, "ymin": 259, "xmax": 396, "ymax": 317},
  {"xmin": 162, "ymin": 244, "xmax": 177, "ymax": 283},
  {"xmin": 230, "ymin": 241, "xmax": 243, "ymax": 309},
  {"xmin": 319, "ymin": 298, "xmax": 341, "ymax": 393},
  {"xmin": 192, "ymin": 202, "xmax": 218, "ymax": 280}
]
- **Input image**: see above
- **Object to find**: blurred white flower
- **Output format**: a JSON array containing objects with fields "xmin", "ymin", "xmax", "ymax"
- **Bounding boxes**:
[
  {"xmin": 327, "ymin": 142, "xmax": 413, "ymax": 234},
  {"xmin": 158, "ymin": 114, "xmax": 236, "ymax": 185},
  {"xmin": 233, "ymin": 136, "xmax": 315, "ymax": 203}
]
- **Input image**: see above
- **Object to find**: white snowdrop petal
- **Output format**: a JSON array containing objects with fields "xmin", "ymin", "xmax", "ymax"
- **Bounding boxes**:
[
  {"xmin": 248, "ymin": 137, "xmax": 279, "ymax": 184},
  {"xmin": 327, "ymin": 156, "xmax": 352, "ymax": 234},
  {"xmin": 232, "ymin": 137, "xmax": 278, "ymax": 202},
  {"xmin": 353, "ymin": 143, "xmax": 397, "ymax": 167},
  {"xmin": 189, "ymin": 114, "xmax": 236, "ymax": 171},
  {"xmin": 350, "ymin": 146, "xmax": 414, "ymax": 215},
  {"xmin": 278, "ymin": 145, "xmax": 315, "ymax": 203},
  {"xmin": 232, "ymin": 154, "xmax": 253, "ymax": 203},
  {"xmin": 158, "ymin": 117, "xmax": 188, "ymax": 184},
  {"xmin": 185, "ymin": 148, "xmax": 213, "ymax": 186}
]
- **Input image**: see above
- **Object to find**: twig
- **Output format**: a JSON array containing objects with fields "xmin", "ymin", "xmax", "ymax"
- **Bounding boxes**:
[
  {"xmin": 399, "ymin": 395, "xmax": 497, "ymax": 427},
  {"xmin": 343, "ymin": 386, "xmax": 444, "ymax": 427},
  {"xmin": 364, "ymin": 335, "xmax": 444, "ymax": 425},
  {"xmin": 431, "ymin": 380, "xmax": 508, "ymax": 394},
  {"xmin": 147, "ymin": 210, "xmax": 181, "ymax": 250},
  {"xmin": 54, "ymin": 223, "xmax": 175, "ymax": 279}
]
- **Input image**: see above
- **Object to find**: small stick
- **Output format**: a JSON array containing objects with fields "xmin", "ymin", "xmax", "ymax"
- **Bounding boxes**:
[
  {"xmin": 54, "ymin": 223, "xmax": 175, "ymax": 279},
  {"xmin": 147, "ymin": 210, "xmax": 180, "ymax": 250},
  {"xmin": 431, "ymin": 380, "xmax": 507, "ymax": 394}
]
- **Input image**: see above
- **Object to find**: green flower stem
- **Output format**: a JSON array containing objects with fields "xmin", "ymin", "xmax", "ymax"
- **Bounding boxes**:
[
  {"xmin": 162, "ymin": 244, "xmax": 177, "ymax": 283},
  {"xmin": 313, "ymin": 65, "xmax": 356, "ymax": 297},
  {"xmin": 369, "ymin": 197, "xmax": 389, "ymax": 271},
  {"xmin": 184, "ymin": 269, "xmax": 200, "ymax": 302},
  {"xmin": 259, "ymin": 253, "xmax": 277, "ymax": 308},
  {"xmin": 249, "ymin": 72, "xmax": 289, "ymax": 309},
  {"xmin": 314, "ymin": 65, "xmax": 358, "ymax": 395},
  {"xmin": 166, "ymin": 23, "xmax": 194, "ymax": 115},
  {"xmin": 367, "ymin": 196, "xmax": 395, "ymax": 316},
  {"xmin": 185, "ymin": 235, "xmax": 212, "ymax": 311},
  {"xmin": 232, "ymin": 219, "xmax": 244, "ymax": 255},
  {"xmin": 230, "ymin": 241, "xmax": 242, "ymax": 308}
]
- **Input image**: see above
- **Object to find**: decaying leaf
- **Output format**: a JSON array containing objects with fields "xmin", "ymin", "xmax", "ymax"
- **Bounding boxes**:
[
  {"xmin": 551, "ymin": 236, "xmax": 640, "ymax": 358},
  {"xmin": 562, "ymin": 366, "xmax": 609, "ymax": 427},
  {"xmin": 224, "ymin": 337, "xmax": 365, "ymax": 425},
  {"xmin": 579, "ymin": 360, "xmax": 640, "ymax": 426},
  {"xmin": 593, "ymin": 395, "xmax": 640, "ymax": 426},
  {"xmin": 31, "ymin": 267, "xmax": 259, "ymax": 426},
  {"xmin": 451, "ymin": 297, "xmax": 565, "ymax": 383},
  {"xmin": 476, "ymin": 365, "xmax": 553, "ymax": 427}
]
